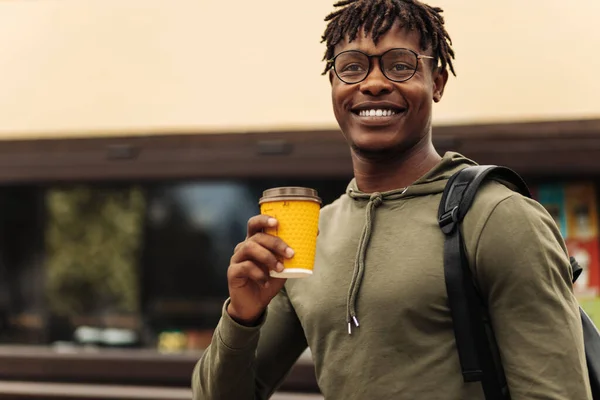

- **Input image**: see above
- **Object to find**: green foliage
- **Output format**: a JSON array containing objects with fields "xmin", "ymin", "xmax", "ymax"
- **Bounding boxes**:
[{"xmin": 45, "ymin": 186, "xmax": 145, "ymax": 317}]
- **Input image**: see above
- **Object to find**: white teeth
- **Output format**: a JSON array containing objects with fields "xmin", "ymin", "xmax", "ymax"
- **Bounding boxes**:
[{"xmin": 358, "ymin": 109, "xmax": 398, "ymax": 117}]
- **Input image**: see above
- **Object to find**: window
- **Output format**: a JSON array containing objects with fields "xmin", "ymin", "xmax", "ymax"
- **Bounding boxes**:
[{"xmin": 0, "ymin": 177, "xmax": 349, "ymax": 350}]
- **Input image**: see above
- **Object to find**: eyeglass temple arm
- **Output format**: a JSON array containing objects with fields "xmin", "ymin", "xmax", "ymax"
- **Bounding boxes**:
[{"xmin": 329, "ymin": 55, "xmax": 433, "ymax": 61}]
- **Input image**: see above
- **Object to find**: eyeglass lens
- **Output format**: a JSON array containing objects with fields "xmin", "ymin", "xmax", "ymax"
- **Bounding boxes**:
[{"xmin": 334, "ymin": 49, "xmax": 418, "ymax": 83}]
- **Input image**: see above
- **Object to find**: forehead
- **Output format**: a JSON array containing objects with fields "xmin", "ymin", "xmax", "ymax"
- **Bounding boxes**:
[{"xmin": 333, "ymin": 22, "xmax": 425, "ymax": 56}]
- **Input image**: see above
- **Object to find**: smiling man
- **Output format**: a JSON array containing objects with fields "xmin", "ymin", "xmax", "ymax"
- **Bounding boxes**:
[{"xmin": 192, "ymin": 1, "xmax": 591, "ymax": 399}]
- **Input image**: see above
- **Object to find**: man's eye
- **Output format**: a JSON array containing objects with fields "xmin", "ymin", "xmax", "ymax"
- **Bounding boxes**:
[
  {"xmin": 392, "ymin": 63, "xmax": 411, "ymax": 71},
  {"xmin": 341, "ymin": 63, "xmax": 366, "ymax": 72}
]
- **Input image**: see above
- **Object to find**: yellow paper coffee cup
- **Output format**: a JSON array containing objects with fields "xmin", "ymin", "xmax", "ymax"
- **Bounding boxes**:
[{"xmin": 259, "ymin": 187, "xmax": 321, "ymax": 278}]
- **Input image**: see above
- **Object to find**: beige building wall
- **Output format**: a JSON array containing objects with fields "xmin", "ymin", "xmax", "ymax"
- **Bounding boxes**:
[{"xmin": 0, "ymin": 0, "xmax": 598, "ymax": 139}]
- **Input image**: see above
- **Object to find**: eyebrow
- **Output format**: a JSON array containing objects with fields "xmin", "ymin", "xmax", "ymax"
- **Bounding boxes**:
[
  {"xmin": 335, "ymin": 45, "xmax": 422, "ymax": 56},
  {"xmin": 332, "ymin": 47, "xmax": 429, "ymax": 59}
]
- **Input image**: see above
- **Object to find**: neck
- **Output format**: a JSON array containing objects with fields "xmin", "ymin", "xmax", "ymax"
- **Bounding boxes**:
[{"xmin": 351, "ymin": 140, "xmax": 441, "ymax": 193}]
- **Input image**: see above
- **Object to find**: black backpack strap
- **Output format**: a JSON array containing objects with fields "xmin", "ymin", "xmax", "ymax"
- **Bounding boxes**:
[
  {"xmin": 439, "ymin": 166, "xmax": 531, "ymax": 234},
  {"xmin": 438, "ymin": 165, "xmax": 531, "ymax": 400},
  {"xmin": 571, "ymin": 257, "xmax": 600, "ymax": 397},
  {"xmin": 571, "ymin": 257, "xmax": 584, "ymax": 284}
]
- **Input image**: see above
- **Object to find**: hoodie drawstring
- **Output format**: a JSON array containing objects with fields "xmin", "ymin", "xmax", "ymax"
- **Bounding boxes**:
[{"xmin": 346, "ymin": 187, "xmax": 408, "ymax": 334}]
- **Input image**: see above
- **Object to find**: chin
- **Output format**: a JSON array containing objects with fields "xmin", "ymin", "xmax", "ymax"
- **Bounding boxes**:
[
  {"xmin": 349, "ymin": 134, "xmax": 422, "ymax": 162},
  {"xmin": 348, "ymin": 131, "xmax": 400, "ymax": 150},
  {"xmin": 350, "ymin": 142, "xmax": 403, "ymax": 161}
]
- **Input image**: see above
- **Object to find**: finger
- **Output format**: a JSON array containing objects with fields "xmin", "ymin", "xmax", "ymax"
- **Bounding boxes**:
[
  {"xmin": 250, "ymin": 232, "xmax": 294, "ymax": 261},
  {"xmin": 234, "ymin": 241, "xmax": 244, "ymax": 254},
  {"xmin": 231, "ymin": 240, "xmax": 285, "ymax": 273},
  {"xmin": 230, "ymin": 260, "xmax": 271, "ymax": 288},
  {"xmin": 247, "ymin": 215, "xmax": 278, "ymax": 238}
]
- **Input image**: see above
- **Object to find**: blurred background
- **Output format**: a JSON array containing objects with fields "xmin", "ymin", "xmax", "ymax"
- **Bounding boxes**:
[{"xmin": 0, "ymin": 0, "xmax": 598, "ymax": 399}]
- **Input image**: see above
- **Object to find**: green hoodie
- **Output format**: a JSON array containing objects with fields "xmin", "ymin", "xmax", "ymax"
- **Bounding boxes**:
[{"xmin": 192, "ymin": 152, "xmax": 591, "ymax": 400}]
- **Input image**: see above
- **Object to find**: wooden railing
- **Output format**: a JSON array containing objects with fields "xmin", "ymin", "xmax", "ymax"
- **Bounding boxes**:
[
  {"xmin": 0, "ymin": 345, "xmax": 320, "ymax": 394},
  {"xmin": 0, "ymin": 382, "xmax": 324, "ymax": 400}
]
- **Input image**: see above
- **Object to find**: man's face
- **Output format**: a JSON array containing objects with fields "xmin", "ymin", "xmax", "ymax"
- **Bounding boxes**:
[{"xmin": 330, "ymin": 22, "xmax": 448, "ymax": 158}]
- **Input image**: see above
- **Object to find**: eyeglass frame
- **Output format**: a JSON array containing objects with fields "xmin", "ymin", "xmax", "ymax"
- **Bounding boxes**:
[{"xmin": 327, "ymin": 47, "xmax": 436, "ymax": 84}]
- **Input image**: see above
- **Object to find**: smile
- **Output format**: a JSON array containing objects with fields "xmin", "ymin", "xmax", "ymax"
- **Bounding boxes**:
[
  {"xmin": 357, "ymin": 109, "xmax": 397, "ymax": 117},
  {"xmin": 350, "ymin": 109, "xmax": 405, "ymax": 127}
]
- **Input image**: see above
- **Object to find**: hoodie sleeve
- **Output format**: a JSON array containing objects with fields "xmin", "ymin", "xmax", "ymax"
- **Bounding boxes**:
[
  {"xmin": 467, "ymin": 193, "xmax": 591, "ymax": 400},
  {"xmin": 192, "ymin": 287, "xmax": 308, "ymax": 400}
]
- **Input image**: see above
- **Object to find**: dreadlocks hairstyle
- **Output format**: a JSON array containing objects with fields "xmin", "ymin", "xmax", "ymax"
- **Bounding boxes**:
[{"xmin": 321, "ymin": 0, "xmax": 455, "ymax": 76}]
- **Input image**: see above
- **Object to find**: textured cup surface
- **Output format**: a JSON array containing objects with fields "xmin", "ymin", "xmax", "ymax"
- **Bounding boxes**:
[{"xmin": 259, "ymin": 188, "xmax": 321, "ymax": 278}]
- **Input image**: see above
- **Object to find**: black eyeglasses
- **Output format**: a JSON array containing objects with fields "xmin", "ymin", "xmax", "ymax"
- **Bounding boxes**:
[{"xmin": 327, "ymin": 48, "xmax": 435, "ymax": 84}]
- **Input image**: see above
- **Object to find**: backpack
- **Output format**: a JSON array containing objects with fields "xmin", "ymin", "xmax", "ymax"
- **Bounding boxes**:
[{"xmin": 438, "ymin": 165, "xmax": 600, "ymax": 399}]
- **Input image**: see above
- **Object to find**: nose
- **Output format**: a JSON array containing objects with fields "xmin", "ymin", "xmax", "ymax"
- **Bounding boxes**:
[{"xmin": 359, "ymin": 62, "xmax": 393, "ymax": 96}]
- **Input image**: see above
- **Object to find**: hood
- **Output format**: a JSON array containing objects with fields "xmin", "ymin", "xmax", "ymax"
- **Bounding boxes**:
[
  {"xmin": 343, "ymin": 151, "xmax": 478, "ymax": 335},
  {"xmin": 346, "ymin": 151, "xmax": 478, "ymax": 198}
]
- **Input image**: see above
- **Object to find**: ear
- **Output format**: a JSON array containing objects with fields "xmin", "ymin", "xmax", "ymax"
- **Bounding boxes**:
[
  {"xmin": 432, "ymin": 68, "xmax": 449, "ymax": 103},
  {"xmin": 329, "ymin": 69, "xmax": 335, "ymax": 85}
]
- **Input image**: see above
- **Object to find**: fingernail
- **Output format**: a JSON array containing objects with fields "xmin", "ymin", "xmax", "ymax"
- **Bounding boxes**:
[
  {"xmin": 263, "ymin": 281, "xmax": 270, "ymax": 288},
  {"xmin": 267, "ymin": 218, "xmax": 277, "ymax": 227},
  {"xmin": 285, "ymin": 247, "xmax": 295, "ymax": 258},
  {"xmin": 276, "ymin": 262, "xmax": 284, "ymax": 272}
]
